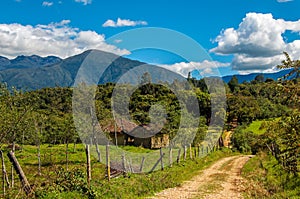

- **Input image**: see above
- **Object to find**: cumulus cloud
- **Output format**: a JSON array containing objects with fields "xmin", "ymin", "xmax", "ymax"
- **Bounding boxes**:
[
  {"xmin": 0, "ymin": 20, "xmax": 129, "ymax": 59},
  {"xmin": 42, "ymin": 1, "xmax": 53, "ymax": 7},
  {"xmin": 159, "ymin": 61, "xmax": 230, "ymax": 77},
  {"xmin": 102, "ymin": 18, "xmax": 148, "ymax": 27},
  {"xmin": 277, "ymin": 0, "xmax": 293, "ymax": 2},
  {"xmin": 210, "ymin": 13, "xmax": 300, "ymax": 72},
  {"xmin": 74, "ymin": 0, "xmax": 92, "ymax": 5}
]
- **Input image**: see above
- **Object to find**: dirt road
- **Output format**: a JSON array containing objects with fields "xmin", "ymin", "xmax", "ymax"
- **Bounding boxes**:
[{"xmin": 149, "ymin": 155, "xmax": 253, "ymax": 199}]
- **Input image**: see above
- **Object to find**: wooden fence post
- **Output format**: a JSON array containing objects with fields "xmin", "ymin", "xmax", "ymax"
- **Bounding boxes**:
[
  {"xmin": 140, "ymin": 157, "xmax": 145, "ymax": 173},
  {"xmin": 189, "ymin": 144, "xmax": 192, "ymax": 159},
  {"xmin": 94, "ymin": 139, "xmax": 101, "ymax": 162},
  {"xmin": 11, "ymin": 143, "xmax": 15, "ymax": 188},
  {"xmin": 85, "ymin": 144, "xmax": 91, "ymax": 187},
  {"xmin": 0, "ymin": 150, "xmax": 10, "ymax": 197},
  {"xmin": 150, "ymin": 152, "xmax": 165, "ymax": 172},
  {"xmin": 106, "ymin": 143, "xmax": 110, "ymax": 181},
  {"xmin": 65, "ymin": 140, "xmax": 69, "ymax": 171},
  {"xmin": 176, "ymin": 148, "xmax": 181, "ymax": 164},
  {"xmin": 38, "ymin": 143, "xmax": 42, "ymax": 175},
  {"xmin": 122, "ymin": 153, "xmax": 126, "ymax": 173},
  {"xmin": 160, "ymin": 148, "xmax": 164, "ymax": 170},
  {"xmin": 7, "ymin": 151, "xmax": 32, "ymax": 195},
  {"xmin": 129, "ymin": 158, "xmax": 134, "ymax": 173},
  {"xmin": 183, "ymin": 146, "xmax": 187, "ymax": 161},
  {"xmin": 169, "ymin": 147, "xmax": 173, "ymax": 167}
]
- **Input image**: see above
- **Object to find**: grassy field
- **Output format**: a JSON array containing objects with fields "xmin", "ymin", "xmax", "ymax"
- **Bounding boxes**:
[
  {"xmin": 244, "ymin": 118, "xmax": 280, "ymax": 135},
  {"xmin": 244, "ymin": 120, "xmax": 266, "ymax": 135},
  {"xmin": 0, "ymin": 144, "xmax": 235, "ymax": 198}
]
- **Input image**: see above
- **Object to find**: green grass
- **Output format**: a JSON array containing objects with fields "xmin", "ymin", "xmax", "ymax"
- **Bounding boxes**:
[
  {"xmin": 242, "ymin": 152, "xmax": 300, "ymax": 199},
  {"xmin": 244, "ymin": 118, "xmax": 280, "ymax": 135},
  {"xmin": 244, "ymin": 120, "xmax": 266, "ymax": 135},
  {"xmin": 0, "ymin": 144, "xmax": 236, "ymax": 199}
]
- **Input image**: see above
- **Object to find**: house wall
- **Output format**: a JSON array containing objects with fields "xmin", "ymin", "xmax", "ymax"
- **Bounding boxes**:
[
  {"xmin": 151, "ymin": 134, "xmax": 169, "ymax": 149},
  {"xmin": 133, "ymin": 137, "xmax": 151, "ymax": 148},
  {"xmin": 111, "ymin": 134, "xmax": 125, "ymax": 146}
]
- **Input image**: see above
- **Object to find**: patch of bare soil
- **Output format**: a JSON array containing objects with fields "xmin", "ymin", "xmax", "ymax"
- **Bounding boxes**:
[{"xmin": 148, "ymin": 155, "xmax": 253, "ymax": 199}]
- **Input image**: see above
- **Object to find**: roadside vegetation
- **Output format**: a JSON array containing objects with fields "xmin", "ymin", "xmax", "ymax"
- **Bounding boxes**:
[{"xmin": 229, "ymin": 53, "xmax": 300, "ymax": 198}]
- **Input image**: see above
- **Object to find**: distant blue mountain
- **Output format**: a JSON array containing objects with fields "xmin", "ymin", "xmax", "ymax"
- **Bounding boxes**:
[
  {"xmin": 0, "ymin": 50, "xmax": 183, "ymax": 91},
  {"xmin": 0, "ymin": 55, "xmax": 62, "ymax": 70},
  {"xmin": 222, "ymin": 69, "xmax": 293, "ymax": 83}
]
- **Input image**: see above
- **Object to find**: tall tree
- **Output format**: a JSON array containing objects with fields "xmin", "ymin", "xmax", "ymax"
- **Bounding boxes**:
[{"xmin": 228, "ymin": 75, "xmax": 239, "ymax": 92}]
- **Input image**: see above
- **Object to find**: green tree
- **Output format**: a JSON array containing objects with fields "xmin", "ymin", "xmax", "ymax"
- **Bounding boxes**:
[
  {"xmin": 277, "ymin": 51, "xmax": 300, "ymax": 79},
  {"xmin": 228, "ymin": 75, "xmax": 239, "ymax": 92},
  {"xmin": 253, "ymin": 74, "xmax": 265, "ymax": 83},
  {"xmin": 265, "ymin": 111, "xmax": 300, "ymax": 175}
]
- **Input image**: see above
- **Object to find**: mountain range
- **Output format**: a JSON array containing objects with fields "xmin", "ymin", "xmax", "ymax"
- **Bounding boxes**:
[
  {"xmin": 221, "ymin": 69, "xmax": 292, "ymax": 83},
  {"xmin": 0, "ymin": 50, "xmax": 290, "ymax": 91},
  {"xmin": 0, "ymin": 50, "xmax": 185, "ymax": 90}
]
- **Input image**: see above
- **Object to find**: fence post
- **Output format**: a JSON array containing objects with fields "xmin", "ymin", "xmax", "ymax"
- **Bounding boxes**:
[
  {"xmin": 183, "ymin": 146, "xmax": 187, "ymax": 161},
  {"xmin": 106, "ymin": 143, "xmax": 110, "ymax": 181},
  {"xmin": 160, "ymin": 148, "xmax": 164, "ymax": 170},
  {"xmin": 0, "ymin": 150, "xmax": 10, "ymax": 197},
  {"xmin": 7, "ymin": 151, "xmax": 32, "ymax": 195},
  {"xmin": 140, "ymin": 157, "xmax": 145, "ymax": 173},
  {"xmin": 85, "ymin": 144, "xmax": 91, "ymax": 186},
  {"xmin": 189, "ymin": 144, "xmax": 192, "ymax": 159},
  {"xmin": 150, "ymin": 152, "xmax": 165, "ymax": 172},
  {"xmin": 129, "ymin": 158, "xmax": 134, "ymax": 173},
  {"xmin": 169, "ymin": 147, "xmax": 173, "ymax": 167},
  {"xmin": 122, "ymin": 153, "xmax": 126, "ymax": 173},
  {"xmin": 94, "ymin": 139, "xmax": 101, "ymax": 162},
  {"xmin": 177, "ymin": 148, "xmax": 181, "ymax": 164}
]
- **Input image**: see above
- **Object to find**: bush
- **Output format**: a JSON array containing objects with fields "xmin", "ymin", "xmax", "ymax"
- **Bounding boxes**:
[
  {"xmin": 36, "ymin": 167, "xmax": 98, "ymax": 199},
  {"xmin": 231, "ymin": 125, "xmax": 260, "ymax": 154}
]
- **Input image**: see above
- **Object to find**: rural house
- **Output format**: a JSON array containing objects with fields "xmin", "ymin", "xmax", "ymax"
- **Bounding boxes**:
[{"xmin": 102, "ymin": 119, "xmax": 169, "ymax": 149}]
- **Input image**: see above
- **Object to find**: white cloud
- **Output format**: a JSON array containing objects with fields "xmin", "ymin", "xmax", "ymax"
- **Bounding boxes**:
[
  {"xmin": 102, "ymin": 18, "xmax": 148, "ymax": 27},
  {"xmin": 277, "ymin": 0, "xmax": 293, "ymax": 2},
  {"xmin": 211, "ymin": 12, "xmax": 300, "ymax": 72},
  {"xmin": 114, "ymin": 39, "xmax": 122, "ymax": 44},
  {"xmin": 42, "ymin": 1, "xmax": 53, "ymax": 7},
  {"xmin": 0, "ymin": 20, "xmax": 129, "ymax": 59},
  {"xmin": 159, "ymin": 61, "xmax": 230, "ymax": 77},
  {"xmin": 74, "ymin": 0, "xmax": 92, "ymax": 5}
]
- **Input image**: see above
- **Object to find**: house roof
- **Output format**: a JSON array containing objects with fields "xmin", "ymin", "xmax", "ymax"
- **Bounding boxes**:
[
  {"xmin": 102, "ymin": 118, "xmax": 138, "ymax": 134},
  {"xmin": 129, "ymin": 123, "xmax": 164, "ymax": 138},
  {"xmin": 102, "ymin": 118, "xmax": 164, "ymax": 138}
]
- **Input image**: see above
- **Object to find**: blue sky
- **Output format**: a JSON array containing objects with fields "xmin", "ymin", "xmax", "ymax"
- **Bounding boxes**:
[{"xmin": 0, "ymin": 0, "xmax": 300, "ymax": 77}]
